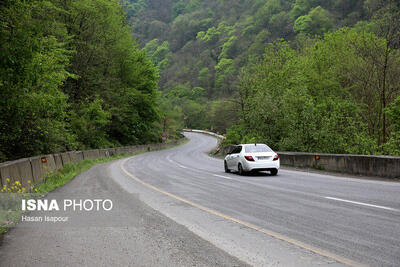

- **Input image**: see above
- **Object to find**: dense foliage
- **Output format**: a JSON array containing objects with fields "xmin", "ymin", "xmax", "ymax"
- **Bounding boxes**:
[
  {"xmin": 0, "ymin": 0, "xmax": 161, "ymax": 161},
  {"xmin": 2, "ymin": 0, "xmax": 400, "ymax": 160},
  {"xmin": 124, "ymin": 0, "xmax": 400, "ymax": 155}
]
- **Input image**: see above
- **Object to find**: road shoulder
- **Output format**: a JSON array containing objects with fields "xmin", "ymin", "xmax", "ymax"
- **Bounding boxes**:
[
  {"xmin": 113, "ymin": 157, "xmax": 347, "ymax": 267},
  {"xmin": 0, "ymin": 160, "xmax": 248, "ymax": 267}
]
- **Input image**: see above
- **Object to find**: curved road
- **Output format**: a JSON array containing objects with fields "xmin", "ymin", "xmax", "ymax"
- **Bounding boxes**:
[
  {"xmin": 122, "ymin": 132, "xmax": 400, "ymax": 266},
  {"xmin": 1, "ymin": 132, "xmax": 399, "ymax": 266}
]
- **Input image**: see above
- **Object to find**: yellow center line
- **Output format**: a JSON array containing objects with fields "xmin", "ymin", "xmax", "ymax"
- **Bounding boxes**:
[{"xmin": 120, "ymin": 158, "xmax": 363, "ymax": 267}]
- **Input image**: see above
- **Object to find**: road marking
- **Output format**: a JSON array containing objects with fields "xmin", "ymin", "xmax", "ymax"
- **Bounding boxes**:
[
  {"xmin": 325, "ymin": 197, "xmax": 398, "ymax": 211},
  {"xmin": 281, "ymin": 169, "xmax": 400, "ymax": 186},
  {"xmin": 165, "ymin": 155, "xmax": 398, "ymax": 214},
  {"xmin": 213, "ymin": 174, "xmax": 233, "ymax": 180},
  {"xmin": 177, "ymin": 164, "xmax": 187, "ymax": 169},
  {"xmin": 166, "ymin": 154, "xmax": 188, "ymax": 169},
  {"xmin": 167, "ymin": 154, "xmax": 230, "ymax": 177},
  {"xmin": 120, "ymin": 158, "xmax": 363, "ymax": 267}
]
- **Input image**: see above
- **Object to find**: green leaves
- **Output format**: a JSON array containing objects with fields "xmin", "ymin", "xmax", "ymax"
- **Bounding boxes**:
[
  {"xmin": 234, "ymin": 33, "xmax": 385, "ymax": 154},
  {"xmin": 294, "ymin": 6, "xmax": 334, "ymax": 35},
  {"xmin": 144, "ymin": 39, "xmax": 172, "ymax": 71},
  {"xmin": 0, "ymin": 0, "xmax": 74, "ymax": 160},
  {"xmin": 60, "ymin": 0, "xmax": 160, "ymax": 147},
  {"xmin": 0, "ymin": 0, "xmax": 161, "ymax": 161},
  {"xmin": 214, "ymin": 58, "xmax": 236, "ymax": 96},
  {"xmin": 70, "ymin": 99, "xmax": 112, "ymax": 149},
  {"xmin": 384, "ymin": 97, "xmax": 400, "ymax": 155}
]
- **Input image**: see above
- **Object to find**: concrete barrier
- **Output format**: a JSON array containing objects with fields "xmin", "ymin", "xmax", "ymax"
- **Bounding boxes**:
[
  {"xmin": 0, "ymin": 161, "xmax": 20, "ymax": 185},
  {"xmin": 82, "ymin": 149, "xmax": 100, "ymax": 159},
  {"xmin": 0, "ymin": 138, "xmax": 186, "ymax": 186},
  {"xmin": 0, "ymin": 158, "xmax": 34, "ymax": 186},
  {"xmin": 153, "ymin": 143, "xmax": 162, "ymax": 150},
  {"xmin": 53, "ymin": 154, "xmax": 63, "ymax": 170},
  {"xmin": 137, "ymin": 145, "xmax": 146, "ymax": 152},
  {"xmin": 66, "ymin": 152, "xmax": 77, "ymax": 163},
  {"xmin": 107, "ymin": 148, "xmax": 117, "ymax": 156},
  {"xmin": 278, "ymin": 152, "xmax": 400, "ymax": 178},
  {"xmin": 214, "ymin": 147, "xmax": 400, "ymax": 178},
  {"xmin": 60, "ymin": 152, "xmax": 72, "ymax": 165},
  {"xmin": 75, "ymin": 151, "xmax": 84, "ymax": 161},
  {"xmin": 65, "ymin": 151, "xmax": 83, "ymax": 163},
  {"xmin": 115, "ymin": 147, "xmax": 126, "ymax": 155},
  {"xmin": 126, "ymin": 146, "xmax": 137, "ymax": 154},
  {"xmin": 30, "ymin": 155, "xmax": 57, "ymax": 183},
  {"xmin": 97, "ymin": 149, "xmax": 107, "ymax": 158},
  {"xmin": 185, "ymin": 129, "xmax": 400, "ymax": 179}
]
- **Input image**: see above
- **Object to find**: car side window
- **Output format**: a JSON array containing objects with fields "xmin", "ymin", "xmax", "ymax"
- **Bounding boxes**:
[
  {"xmin": 230, "ymin": 147, "xmax": 238, "ymax": 154},
  {"xmin": 232, "ymin": 146, "xmax": 242, "ymax": 154}
]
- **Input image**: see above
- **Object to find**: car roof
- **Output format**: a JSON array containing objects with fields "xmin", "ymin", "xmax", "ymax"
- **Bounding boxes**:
[{"xmin": 238, "ymin": 144, "xmax": 267, "ymax": 146}]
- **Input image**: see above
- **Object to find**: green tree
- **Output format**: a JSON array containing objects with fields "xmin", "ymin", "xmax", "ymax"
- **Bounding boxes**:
[
  {"xmin": 236, "ymin": 37, "xmax": 377, "ymax": 154},
  {"xmin": 58, "ymin": 0, "xmax": 160, "ymax": 146},
  {"xmin": 215, "ymin": 58, "xmax": 236, "ymax": 96},
  {"xmin": 70, "ymin": 99, "xmax": 111, "ymax": 149},
  {"xmin": 144, "ymin": 39, "xmax": 172, "ymax": 71},
  {"xmin": 0, "ymin": 0, "xmax": 162, "ymax": 161},
  {"xmin": 207, "ymin": 99, "xmax": 238, "ymax": 133},
  {"xmin": 198, "ymin": 67, "xmax": 214, "ymax": 97},
  {"xmin": 0, "ymin": 0, "xmax": 75, "ymax": 160},
  {"xmin": 384, "ymin": 97, "xmax": 400, "ymax": 155},
  {"xmin": 294, "ymin": 6, "xmax": 334, "ymax": 35},
  {"xmin": 290, "ymin": 0, "xmax": 321, "ymax": 19}
]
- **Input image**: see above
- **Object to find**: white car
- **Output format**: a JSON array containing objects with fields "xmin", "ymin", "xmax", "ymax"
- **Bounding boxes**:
[{"xmin": 224, "ymin": 144, "xmax": 280, "ymax": 175}]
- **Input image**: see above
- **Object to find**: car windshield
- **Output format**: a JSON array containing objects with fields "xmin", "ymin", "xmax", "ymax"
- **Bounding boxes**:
[{"xmin": 244, "ymin": 144, "xmax": 273, "ymax": 153}]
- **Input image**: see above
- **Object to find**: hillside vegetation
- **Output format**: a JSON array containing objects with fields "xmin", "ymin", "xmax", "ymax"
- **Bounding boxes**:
[
  {"xmin": 0, "ymin": 0, "xmax": 164, "ymax": 162},
  {"xmin": 124, "ymin": 0, "xmax": 400, "ymax": 155},
  {"xmin": 1, "ymin": 0, "xmax": 399, "ymax": 160}
]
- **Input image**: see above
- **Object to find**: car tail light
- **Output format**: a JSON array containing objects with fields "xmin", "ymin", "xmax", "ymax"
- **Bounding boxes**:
[
  {"xmin": 244, "ymin": 156, "xmax": 255, "ymax": 161},
  {"xmin": 273, "ymin": 154, "xmax": 279, "ymax": 161}
]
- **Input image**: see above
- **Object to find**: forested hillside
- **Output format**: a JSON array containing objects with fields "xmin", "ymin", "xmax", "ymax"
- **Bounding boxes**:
[
  {"xmin": 123, "ymin": 0, "xmax": 400, "ymax": 155},
  {"xmin": 0, "ymin": 0, "xmax": 162, "ymax": 162},
  {"xmin": 1, "ymin": 0, "xmax": 399, "ymax": 160}
]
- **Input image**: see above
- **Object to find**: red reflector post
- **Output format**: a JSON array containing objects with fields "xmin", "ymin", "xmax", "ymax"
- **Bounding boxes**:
[
  {"xmin": 244, "ymin": 156, "xmax": 255, "ymax": 161},
  {"xmin": 273, "ymin": 154, "xmax": 279, "ymax": 161}
]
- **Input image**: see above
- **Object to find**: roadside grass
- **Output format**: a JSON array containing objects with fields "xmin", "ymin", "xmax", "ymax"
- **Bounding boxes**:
[
  {"xmin": 35, "ymin": 153, "xmax": 130, "ymax": 194},
  {"xmin": 0, "ymin": 154, "xmax": 129, "ymax": 235},
  {"xmin": 0, "ymin": 139, "xmax": 188, "ymax": 236},
  {"xmin": 0, "ymin": 210, "xmax": 23, "ymax": 235}
]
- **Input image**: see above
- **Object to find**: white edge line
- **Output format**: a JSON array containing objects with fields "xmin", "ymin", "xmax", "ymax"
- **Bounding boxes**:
[
  {"xmin": 169, "ymin": 154, "xmax": 397, "ymax": 213},
  {"xmin": 325, "ymin": 197, "xmax": 398, "ymax": 211},
  {"xmin": 120, "ymin": 158, "xmax": 363, "ymax": 267},
  {"xmin": 177, "ymin": 164, "xmax": 187, "ymax": 169},
  {"xmin": 213, "ymin": 174, "xmax": 233, "ymax": 180},
  {"xmin": 166, "ymin": 154, "xmax": 187, "ymax": 169},
  {"xmin": 170, "ymin": 159, "xmax": 233, "ymax": 179}
]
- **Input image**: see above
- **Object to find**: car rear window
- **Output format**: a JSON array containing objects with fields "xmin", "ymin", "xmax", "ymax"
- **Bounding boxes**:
[{"xmin": 245, "ymin": 144, "xmax": 273, "ymax": 153}]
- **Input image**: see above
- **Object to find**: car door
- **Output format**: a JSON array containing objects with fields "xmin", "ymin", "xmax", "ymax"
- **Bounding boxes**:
[
  {"xmin": 226, "ymin": 146, "xmax": 238, "ymax": 169},
  {"xmin": 230, "ymin": 146, "xmax": 242, "ymax": 171}
]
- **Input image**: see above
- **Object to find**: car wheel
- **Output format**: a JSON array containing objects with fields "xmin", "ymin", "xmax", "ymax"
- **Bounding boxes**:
[
  {"xmin": 224, "ymin": 161, "xmax": 230, "ymax": 173},
  {"xmin": 270, "ymin": 169, "xmax": 278, "ymax": 176},
  {"xmin": 238, "ymin": 163, "xmax": 245, "ymax": 176}
]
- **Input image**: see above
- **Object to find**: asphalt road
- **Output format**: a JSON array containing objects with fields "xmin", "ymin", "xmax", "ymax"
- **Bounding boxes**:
[
  {"xmin": 1, "ymin": 132, "xmax": 399, "ymax": 266},
  {"xmin": 119, "ymin": 132, "xmax": 400, "ymax": 266}
]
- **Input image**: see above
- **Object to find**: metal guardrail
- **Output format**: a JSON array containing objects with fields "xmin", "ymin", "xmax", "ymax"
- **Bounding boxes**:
[{"xmin": 183, "ymin": 129, "xmax": 225, "ymax": 140}]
